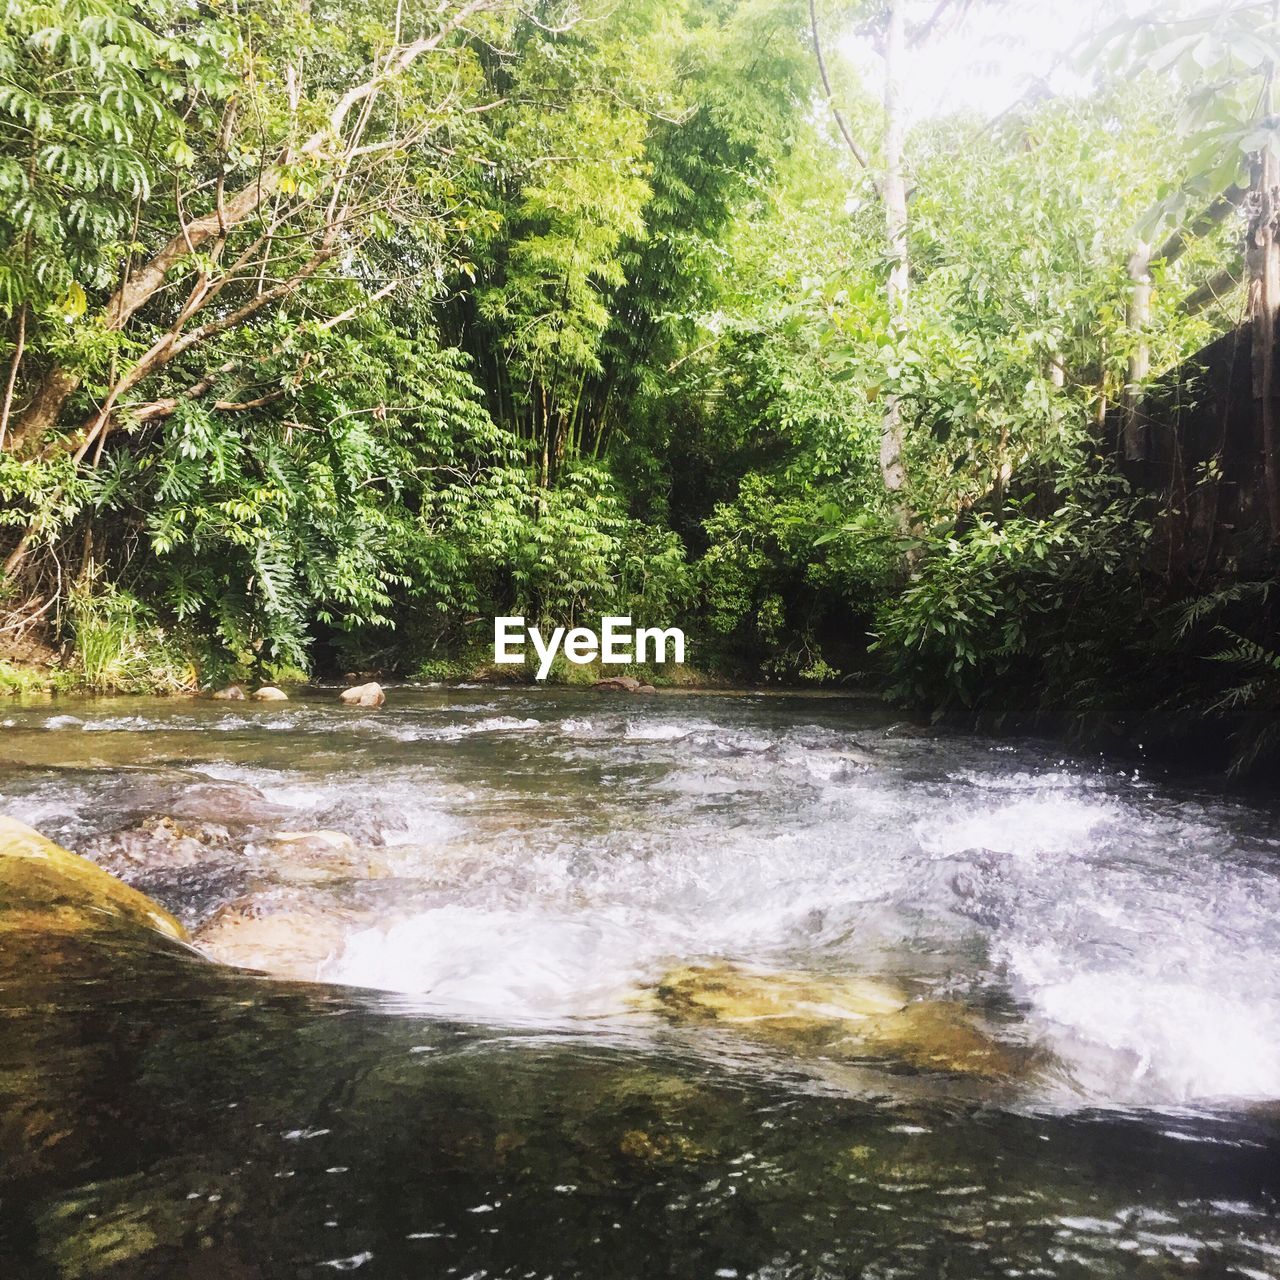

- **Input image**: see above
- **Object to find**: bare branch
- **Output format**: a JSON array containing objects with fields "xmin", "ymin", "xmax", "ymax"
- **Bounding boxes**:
[{"xmin": 809, "ymin": 0, "xmax": 882, "ymax": 200}]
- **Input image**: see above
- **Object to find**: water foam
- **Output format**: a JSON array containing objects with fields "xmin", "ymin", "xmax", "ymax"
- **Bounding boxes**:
[
  {"xmin": 916, "ymin": 794, "xmax": 1120, "ymax": 859},
  {"xmin": 1029, "ymin": 970, "xmax": 1280, "ymax": 1103},
  {"xmin": 323, "ymin": 905, "xmax": 663, "ymax": 1020}
]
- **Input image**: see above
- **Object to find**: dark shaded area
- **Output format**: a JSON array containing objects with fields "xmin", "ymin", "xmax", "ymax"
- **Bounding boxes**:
[
  {"xmin": 1114, "ymin": 323, "xmax": 1273, "ymax": 583},
  {"xmin": 2, "ymin": 932, "xmax": 1279, "ymax": 1280}
]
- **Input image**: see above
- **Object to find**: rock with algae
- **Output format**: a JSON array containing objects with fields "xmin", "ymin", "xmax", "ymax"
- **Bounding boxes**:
[
  {"xmin": 652, "ymin": 962, "xmax": 1026, "ymax": 1078},
  {"xmin": 0, "ymin": 815, "xmax": 188, "ymax": 943}
]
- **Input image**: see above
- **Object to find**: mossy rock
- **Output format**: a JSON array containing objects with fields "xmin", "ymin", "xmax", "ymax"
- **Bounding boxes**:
[
  {"xmin": 653, "ymin": 962, "xmax": 1026, "ymax": 1079},
  {"xmin": 0, "ymin": 815, "xmax": 187, "ymax": 944}
]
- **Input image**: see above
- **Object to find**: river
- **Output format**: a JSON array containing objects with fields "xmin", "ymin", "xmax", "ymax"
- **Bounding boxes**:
[{"xmin": 1, "ymin": 686, "xmax": 1278, "ymax": 1277}]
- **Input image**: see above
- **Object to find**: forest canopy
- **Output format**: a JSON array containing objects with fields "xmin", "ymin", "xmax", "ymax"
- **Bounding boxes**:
[{"xmin": 1, "ymin": 0, "xmax": 1276, "ymax": 772}]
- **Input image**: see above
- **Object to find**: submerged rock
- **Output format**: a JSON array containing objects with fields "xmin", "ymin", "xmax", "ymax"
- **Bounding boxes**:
[
  {"xmin": 0, "ymin": 815, "xmax": 188, "ymax": 944},
  {"xmin": 269, "ymin": 829, "xmax": 357, "ymax": 854},
  {"xmin": 194, "ymin": 901, "xmax": 360, "ymax": 980},
  {"xmin": 252, "ymin": 685, "xmax": 289, "ymax": 701},
  {"xmin": 82, "ymin": 815, "xmax": 234, "ymax": 870},
  {"xmin": 619, "ymin": 1128, "xmax": 706, "ymax": 1164},
  {"xmin": 802, "ymin": 747, "xmax": 876, "ymax": 779},
  {"xmin": 652, "ymin": 963, "xmax": 1025, "ymax": 1078},
  {"xmin": 259, "ymin": 829, "xmax": 383, "ymax": 886},
  {"xmin": 883, "ymin": 722, "xmax": 936, "ymax": 739},
  {"xmin": 167, "ymin": 780, "xmax": 294, "ymax": 828},
  {"xmin": 211, "ymin": 684, "xmax": 246, "ymax": 701},
  {"xmin": 339, "ymin": 681, "xmax": 385, "ymax": 708}
]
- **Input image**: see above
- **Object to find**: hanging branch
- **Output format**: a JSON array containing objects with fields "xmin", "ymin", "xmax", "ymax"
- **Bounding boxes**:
[
  {"xmin": 1182, "ymin": 266, "xmax": 1244, "ymax": 315},
  {"xmin": 808, "ymin": 0, "xmax": 882, "ymax": 200}
]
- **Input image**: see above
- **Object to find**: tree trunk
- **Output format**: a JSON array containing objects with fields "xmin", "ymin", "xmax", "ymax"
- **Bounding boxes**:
[
  {"xmin": 881, "ymin": 0, "xmax": 908, "ymax": 500},
  {"xmin": 1249, "ymin": 147, "xmax": 1280, "ymax": 540},
  {"xmin": 1123, "ymin": 241, "xmax": 1152, "ymax": 463},
  {"xmin": 808, "ymin": 0, "xmax": 907, "ymax": 506}
]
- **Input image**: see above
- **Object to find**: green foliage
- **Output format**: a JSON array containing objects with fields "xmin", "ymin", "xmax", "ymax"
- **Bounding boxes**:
[
  {"xmin": 0, "ymin": 450, "xmax": 87, "ymax": 546},
  {"xmin": 872, "ymin": 485, "xmax": 1151, "ymax": 717},
  {"xmin": 455, "ymin": 460, "xmax": 693, "ymax": 627},
  {"xmin": 1161, "ymin": 580, "xmax": 1280, "ymax": 775},
  {"xmin": 0, "ymin": 659, "xmax": 73, "ymax": 695},
  {"xmin": 93, "ymin": 318, "xmax": 528, "ymax": 669},
  {"xmin": 0, "ymin": 0, "xmax": 240, "ymax": 312},
  {"xmin": 1, "ymin": 0, "xmax": 790, "ymax": 683},
  {"xmin": 701, "ymin": 471, "xmax": 892, "ymax": 680},
  {"xmin": 797, "ymin": 61, "xmax": 1260, "ymax": 750},
  {"xmin": 1204, "ymin": 626, "xmax": 1280, "ymax": 773},
  {"xmin": 69, "ymin": 581, "xmax": 193, "ymax": 692},
  {"xmin": 1086, "ymin": 2, "xmax": 1280, "ymax": 231},
  {"xmin": 0, "ymin": 0, "xmax": 1276, "ymax": 788}
]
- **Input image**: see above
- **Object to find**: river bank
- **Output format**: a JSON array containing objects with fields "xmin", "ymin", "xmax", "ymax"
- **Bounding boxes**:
[{"xmin": 0, "ymin": 640, "xmax": 733, "ymax": 699}]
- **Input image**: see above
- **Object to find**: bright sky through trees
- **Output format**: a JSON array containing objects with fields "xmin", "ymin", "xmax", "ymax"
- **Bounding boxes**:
[{"xmin": 839, "ymin": 0, "xmax": 1172, "ymax": 121}]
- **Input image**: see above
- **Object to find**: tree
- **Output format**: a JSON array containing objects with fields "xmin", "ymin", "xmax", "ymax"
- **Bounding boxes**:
[
  {"xmin": 449, "ymin": 0, "xmax": 811, "ymax": 487},
  {"xmin": 808, "ymin": 0, "xmax": 967, "ymax": 510},
  {"xmin": 1, "ymin": 0, "xmax": 511, "ymax": 586}
]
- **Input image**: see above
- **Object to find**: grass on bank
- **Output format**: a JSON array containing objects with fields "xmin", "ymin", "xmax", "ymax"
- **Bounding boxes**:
[
  {"xmin": 0, "ymin": 660, "xmax": 77, "ymax": 697},
  {"xmin": 4, "ymin": 604, "xmax": 728, "ymax": 698},
  {"xmin": 1, "ymin": 584, "xmax": 310, "ymax": 697}
]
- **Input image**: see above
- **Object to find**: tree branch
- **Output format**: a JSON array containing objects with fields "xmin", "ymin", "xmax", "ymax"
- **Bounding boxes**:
[
  {"xmin": 809, "ymin": 0, "xmax": 882, "ymax": 200},
  {"xmin": 9, "ymin": 0, "xmax": 509, "ymax": 455},
  {"xmin": 1154, "ymin": 184, "xmax": 1247, "ymax": 266},
  {"xmin": 1183, "ymin": 265, "xmax": 1244, "ymax": 315}
]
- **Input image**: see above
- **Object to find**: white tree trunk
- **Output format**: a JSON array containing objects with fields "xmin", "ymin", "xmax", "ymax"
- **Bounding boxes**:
[{"xmin": 880, "ymin": 0, "xmax": 909, "ymax": 498}]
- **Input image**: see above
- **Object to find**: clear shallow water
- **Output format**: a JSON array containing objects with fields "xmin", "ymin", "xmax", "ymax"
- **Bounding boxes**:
[{"xmin": 2, "ymin": 686, "xmax": 1279, "ymax": 1277}]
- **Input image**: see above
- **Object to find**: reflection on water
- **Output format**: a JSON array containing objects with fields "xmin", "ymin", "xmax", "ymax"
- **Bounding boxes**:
[{"xmin": 2, "ymin": 686, "xmax": 1280, "ymax": 1276}]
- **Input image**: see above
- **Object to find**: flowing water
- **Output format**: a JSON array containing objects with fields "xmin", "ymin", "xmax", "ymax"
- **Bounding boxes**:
[{"xmin": 1, "ymin": 686, "xmax": 1279, "ymax": 1278}]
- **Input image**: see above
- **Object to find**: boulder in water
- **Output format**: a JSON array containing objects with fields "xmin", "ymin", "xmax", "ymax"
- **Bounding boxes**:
[
  {"xmin": 252, "ymin": 685, "xmax": 288, "ymax": 701},
  {"xmin": 652, "ymin": 962, "xmax": 1024, "ymax": 1078},
  {"xmin": 0, "ymin": 815, "xmax": 188, "ymax": 943},
  {"xmin": 594, "ymin": 676, "xmax": 641, "ymax": 692},
  {"xmin": 211, "ymin": 684, "xmax": 246, "ymax": 701},
  {"xmin": 339, "ymin": 682, "xmax": 385, "ymax": 708}
]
